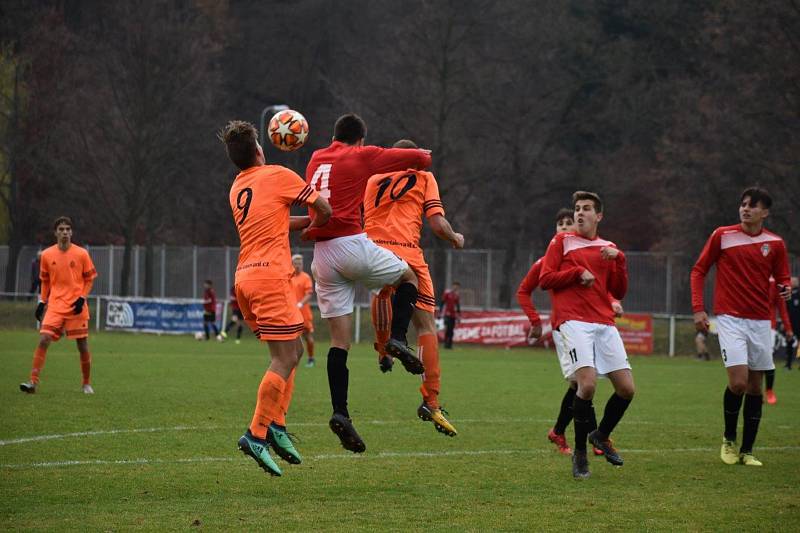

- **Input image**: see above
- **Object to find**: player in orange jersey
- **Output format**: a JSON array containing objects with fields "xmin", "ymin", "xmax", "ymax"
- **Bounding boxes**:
[
  {"xmin": 20, "ymin": 217, "xmax": 97, "ymax": 394},
  {"xmin": 364, "ymin": 139, "xmax": 464, "ymax": 437},
  {"xmin": 290, "ymin": 254, "xmax": 316, "ymax": 367},
  {"xmin": 220, "ymin": 120, "xmax": 331, "ymax": 477}
]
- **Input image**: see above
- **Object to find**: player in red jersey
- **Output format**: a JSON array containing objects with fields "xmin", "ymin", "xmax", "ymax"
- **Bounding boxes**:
[
  {"xmin": 222, "ymin": 285, "xmax": 244, "ymax": 344},
  {"xmin": 691, "ymin": 187, "xmax": 791, "ymax": 466},
  {"xmin": 305, "ymin": 113, "xmax": 433, "ymax": 453},
  {"xmin": 20, "ymin": 217, "xmax": 97, "ymax": 394},
  {"xmin": 763, "ymin": 278, "xmax": 794, "ymax": 405},
  {"xmin": 201, "ymin": 280, "xmax": 221, "ymax": 341},
  {"xmin": 220, "ymin": 120, "xmax": 331, "ymax": 477},
  {"xmin": 439, "ymin": 282, "xmax": 461, "ymax": 349},
  {"xmin": 539, "ymin": 191, "xmax": 633, "ymax": 479},
  {"xmin": 518, "ymin": 208, "xmax": 624, "ymax": 457}
]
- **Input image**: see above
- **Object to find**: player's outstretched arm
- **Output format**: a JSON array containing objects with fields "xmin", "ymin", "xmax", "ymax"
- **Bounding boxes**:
[
  {"xmin": 300, "ymin": 196, "xmax": 332, "ymax": 240},
  {"xmin": 428, "ymin": 214, "xmax": 464, "ymax": 249},
  {"xmin": 368, "ymin": 146, "xmax": 432, "ymax": 174}
]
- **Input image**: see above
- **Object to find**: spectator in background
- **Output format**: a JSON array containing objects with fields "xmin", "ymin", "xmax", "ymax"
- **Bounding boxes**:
[
  {"xmin": 202, "ymin": 279, "xmax": 221, "ymax": 341},
  {"xmin": 29, "ymin": 251, "xmax": 42, "ymax": 299},
  {"xmin": 290, "ymin": 254, "xmax": 316, "ymax": 368},
  {"xmin": 786, "ymin": 276, "xmax": 800, "ymax": 370},
  {"xmin": 439, "ymin": 281, "xmax": 461, "ymax": 349}
]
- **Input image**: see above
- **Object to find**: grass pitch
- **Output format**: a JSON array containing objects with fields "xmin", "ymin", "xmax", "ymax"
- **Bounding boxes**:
[{"xmin": 1, "ymin": 329, "xmax": 799, "ymax": 531}]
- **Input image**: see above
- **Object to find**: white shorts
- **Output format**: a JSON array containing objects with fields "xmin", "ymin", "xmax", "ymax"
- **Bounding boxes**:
[
  {"xmin": 716, "ymin": 314, "xmax": 774, "ymax": 371},
  {"xmin": 312, "ymin": 233, "xmax": 408, "ymax": 318},
  {"xmin": 555, "ymin": 320, "xmax": 630, "ymax": 379},
  {"xmin": 552, "ymin": 330, "xmax": 576, "ymax": 383}
]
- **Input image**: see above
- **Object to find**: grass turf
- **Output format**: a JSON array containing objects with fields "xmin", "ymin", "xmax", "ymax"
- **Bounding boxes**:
[{"xmin": 1, "ymin": 329, "xmax": 798, "ymax": 531}]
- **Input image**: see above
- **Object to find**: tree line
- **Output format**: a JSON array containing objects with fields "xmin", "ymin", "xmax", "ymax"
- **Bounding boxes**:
[{"xmin": 2, "ymin": 0, "xmax": 797, "ymax": 296}]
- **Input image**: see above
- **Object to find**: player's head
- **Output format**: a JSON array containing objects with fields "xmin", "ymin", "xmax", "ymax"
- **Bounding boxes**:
[
  {"xmin": 392, "ymin": 139, "xmax": 418, "ymax": 149},
  {"xmin": 204, "ymin": 279, "xmax": 213, "ymax": 288},
  {"xmin": 739, "ymin": 186, "xmax": 771, "ymax": 226},
  {"xmin": 452, "ymin": 281, "xmax": 461, "ymax": 292},
  {"xmin": 218, "ymin": 120, "xmax": 265, "ymax": 170},
  {"xmin": 572, "ymin": 191, "xmax": 603, "ymax": 237},
  {"xmin": 554, "ymin": 207, "xmax": 575, "ymax": 233},
  {"xmin": 333, "ymin": 113, "xmax": 366, "ymax": 146},
  {"xmin": 53, "ymin": 216, "xmax": 73, "ymax": 244},
  {"xmin": 292, "ymin": 253, "xmax": 304, "ymax": 272}
]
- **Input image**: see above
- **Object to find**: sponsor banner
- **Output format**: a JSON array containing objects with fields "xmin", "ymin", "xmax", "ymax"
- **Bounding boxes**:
[
  {"xmin": 438, "ymin": 310, "xmax": 653, "ymax": 354},
  {"xmin": 105, "ymin": 298, "xmax": 221, "ymax": 334}
]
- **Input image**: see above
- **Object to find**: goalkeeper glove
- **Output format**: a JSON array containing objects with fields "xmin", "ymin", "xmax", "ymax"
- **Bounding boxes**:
[
  {"xmin": 35, "ymin": 301, "xmax": 46, "ymax": 322},
  {"xmin": 73, "ymin": 297, "xmax": 85, "ymax": 315}
]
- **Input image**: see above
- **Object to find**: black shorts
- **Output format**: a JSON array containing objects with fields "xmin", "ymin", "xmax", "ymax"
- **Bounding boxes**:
[
  {"xmin": 203, "ymin": 311, "xmax": 216, "ymax": 322},
  {"xmin": 231, "ymin": 309, "xmax": 244, "ymax": 320}
]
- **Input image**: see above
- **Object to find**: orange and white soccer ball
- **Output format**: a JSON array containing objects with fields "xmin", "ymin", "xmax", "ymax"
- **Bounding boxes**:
[{"xmin": 268, "ymin": 109, "xmax": 309, "ymax": 152}]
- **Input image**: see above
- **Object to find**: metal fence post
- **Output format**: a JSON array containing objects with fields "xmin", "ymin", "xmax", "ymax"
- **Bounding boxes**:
[
  {"xmin": 665, "ymin": 254, "xmax": 673, "ymax": 315},
  {"xmin": 225, "ymin": 246, "xmax": 231, "ymax": 294},
  {"xmin": 160, "ymin": 244, "xmax": 166, "ymax": 297},
  {"xmin": 485, "ymin": 250, "xmax": 492, "ymax": 309},
  {"xmin": 95, "ymin": 296, "xmax": 101, "ymax": 331},
  {"xmin": 14, "ymin": 249, "xmax": 21, "ymax": 294},
  {"xmin": 134, "ymin": 246, "xmax": 140, "ymax": 296},
  {"xmin": 192, "ymin": 246, "xmax": 198, "ymax": 298},
  {"xmin": 446, "ymin": 250, "xmax": 453, "ymax": 287},
  {"xmin": 108, "ymin": 245, "xmax": 114, "ymax": 296},
  {"xmin": 668, "ymin": 315, "xmax": 676, "ymax": 357}
]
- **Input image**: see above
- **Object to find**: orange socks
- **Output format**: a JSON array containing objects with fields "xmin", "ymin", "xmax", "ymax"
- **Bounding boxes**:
[
  {"xmin": 418, "ymin": 333, "xmax": 441, "ymax": 408},
  {"xmin": 371, "ymin": 287, "xmax": 394, "ymax": 359},
  {"xmin": 30, "ymin": 346, "xmax": 47, "ymax": 384},
  {"xmin": 274, "ymin": 368, "xmax": 296, "ymax": 427},
  {"xmin": 249, "ymin": 371, "xmax": 287, "ymax": 439},
  {"xmin": 79, "ymin": 351, "xmax": 91, "ymax": 385}
]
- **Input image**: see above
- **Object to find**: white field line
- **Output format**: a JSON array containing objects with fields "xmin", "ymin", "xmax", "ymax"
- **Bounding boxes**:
[
  {"xmin": 2, "ymin": 446, "xmax": 800, "ymax": 470},
  {"xmin": 2, "ymin": 416, "xmax": 757, "ymax": 447}
]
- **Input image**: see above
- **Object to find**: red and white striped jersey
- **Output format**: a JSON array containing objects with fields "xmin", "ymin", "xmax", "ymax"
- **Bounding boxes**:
[
  {"xmin": 691, "ymin": 224, "xmax": 790, "ymax": 321},
  {"xmin": 539, "ymin": 232, "xmax": 628, "ymax": 328}
]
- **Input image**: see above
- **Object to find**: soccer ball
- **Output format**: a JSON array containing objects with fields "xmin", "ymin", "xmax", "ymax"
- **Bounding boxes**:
[
  {"xmin": 268, "ymin": 109, "xmax": 309, "ymax": 152},
  {"xmin": 194, "ymin": 331, "xmax": 205, "ymax": 341}
]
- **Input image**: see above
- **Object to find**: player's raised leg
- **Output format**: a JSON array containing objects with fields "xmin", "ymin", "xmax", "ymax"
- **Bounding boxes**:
[
  {"xmin": 370, "ymin": 287, "xmax": 394, "ymax": 372},
  {"xmin": 413, "ymin": 306, "xmax": 457, "ymax": 436}
]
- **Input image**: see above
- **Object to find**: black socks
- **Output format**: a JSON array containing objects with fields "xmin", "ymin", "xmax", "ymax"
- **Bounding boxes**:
[
  {"xmin": 764, "ymin": 369, "xmax": 775, "ymax": 390},
  {"xmin": 390, "ymin": 282, "xmax": 418, "ymax": 343},
  {"xmin": 554, "ymin": 386, "xmax": 576, "ymax": 435},
  {"xmin": 598, "ymin": 393, "xmax": 632, "ymax": 438},
  {"xmin": 572, "ymin": 396, "xmax": 594, "ymax": 452},
  {"xmin": 723, "ymin": 387, "xmax": 744, "ymax": 442},
  {"xmin": 327, "ymin": 347, "xmax": 349, "ymax": 418},
  {"xmin": 740, "ymin": 393, "xmax": 763, "ymax": 454}
]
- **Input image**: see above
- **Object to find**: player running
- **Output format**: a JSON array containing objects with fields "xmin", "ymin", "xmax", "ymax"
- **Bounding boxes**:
[
  {"xmin": 539, "ymin": 191, "xmax": 633, "ymax": 479},
  {"xmin": 220, "ymin": 120, "xmax": 332, "ymax": 477},
  {"xmin": 364, "ymin": 139, "xmax": 464, "ymax": 437},
  {"xmin": 290, "ymin": 254, "xmax": 316, "ymax": 368},
  {"xmin": 20, "ymin": 217, "xmax": 97, "ymax": 394},
  {"xmin": 691, "ymin": 187, "xmax": 791, "ymax": 467},
  {"xmin": 517, "ymin": 208, "xmax": 623, "ymax": 457},
  {"xmin": 305, "ymin": 113, "xmax": 432, "ymax": 453}
]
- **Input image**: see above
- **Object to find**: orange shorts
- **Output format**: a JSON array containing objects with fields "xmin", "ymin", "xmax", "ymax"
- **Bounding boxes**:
[
  {"xmin": 378, "ymin": 245, "xmax": 436, "ymax": 313},
  {"xmin": 40, "ymin": 308, "xmax": 90, "ymax": 341},
  {"xmin": 236, "ymin": 279, "xmax": 304, "ymax": 341},
  {"xmin": 300, "ymin": 306, "xmax": 314, "ymax": 333}
]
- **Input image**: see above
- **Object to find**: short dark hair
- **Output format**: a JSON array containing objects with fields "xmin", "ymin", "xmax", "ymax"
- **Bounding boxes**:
[
  {"xmin": 333, "ymin": 113, "xmax": 367, "ymax": 144},
  {"xmin": 740, "ymin": 186, "xmax": 772, "ymax": 209},
  {"xmin": 572, "ymin": 191, "xmax": 603, "ymax": 213},
  {"xmin": 452, "ymin": 281, "xmax": 461, "ymax": 286},
  {"xmin": 555, "ymin": 208, "xmax": 574, "ymax": 223},
  {"xmin": 204, "ymin": 279, "xmax": 213, "ymax": 285},
  {"xmin": 53, "ymin": 216, "xmax": 73, "ymax": 230},
  {"xmin": 392, "ymin": 139, "xmax": 418, "ymax": 149},
  {"xmin": 218, "ymin": 120, "xmax": 258, "ymax": 170}
]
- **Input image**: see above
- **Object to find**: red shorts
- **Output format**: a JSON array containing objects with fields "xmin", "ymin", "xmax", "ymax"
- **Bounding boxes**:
[
  {"xmin": 40, "ymin": 308, "xmax": 90, "ymax": 341},
  {"xmin": 377, "ymin": 245, "xmax": 435, "ymax": 313},
  {"xmin": 236, "ymin": 279, "xmax": 304, "ymax": 341}
]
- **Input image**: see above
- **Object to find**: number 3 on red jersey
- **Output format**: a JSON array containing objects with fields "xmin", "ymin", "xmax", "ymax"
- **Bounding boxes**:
[{"xmin": 309, "ymin": 164, "xmax": 332, "ymax": 199}]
